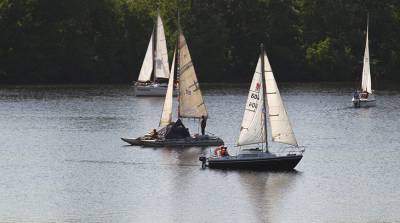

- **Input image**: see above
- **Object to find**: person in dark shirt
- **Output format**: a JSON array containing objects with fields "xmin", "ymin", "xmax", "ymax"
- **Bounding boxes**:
[
  {"xmin": 201, "ymin": 115, "xmax": 207, "ymax": 135},
  {"xmin": 353, "ymin": 91, "xmax": 359, "ymax": 99}
]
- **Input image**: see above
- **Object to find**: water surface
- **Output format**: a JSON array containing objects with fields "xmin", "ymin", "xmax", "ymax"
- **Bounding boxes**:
[{"xmin": 0, "ymin": 83, "xmax": 399, "ymax": 222}]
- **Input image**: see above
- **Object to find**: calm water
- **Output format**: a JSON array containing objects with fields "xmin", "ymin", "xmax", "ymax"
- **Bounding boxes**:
[{"xmin": 0, "ymin": 83, "xmax": 399, "ymax": 223}]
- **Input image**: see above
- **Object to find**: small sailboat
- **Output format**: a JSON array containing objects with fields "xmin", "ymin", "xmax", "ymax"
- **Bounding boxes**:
[
  {"xmin": 352, "ymin": 18, "xmax": 376, "ymax": 107},
  {"xmin": 134, "ymin": 11, "xmax": 178, "ymax": 97},
  {"xmin": 199, "ymin": 44, "xmax": 303, "ymax": 170},
  {"xmin": 122, "ymin": 28, "xmax": 224, "ymax": 147}
]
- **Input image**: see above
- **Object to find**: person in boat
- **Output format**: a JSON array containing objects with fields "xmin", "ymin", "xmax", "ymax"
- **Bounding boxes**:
[
  {"xmin": 201, "ymin": 115, "xmax": 207, "ymax": 135},
  {"xmin": 221, "ymin": 147, "xmax": 228, "ymax": 156},
  {"xmin": 150, "ymin": 129, "xmax": 158, "ymax": 139},
  {"xmin": 214, "ymin": 146, "xmax": 228, "ymax": 157},
  {"xmin": 353, "ymin": 91, "xmax": 359, "ymax": 99},
  {"xmin": 360, "ymin": 91, "xmax": 369, "ymax": 99}
]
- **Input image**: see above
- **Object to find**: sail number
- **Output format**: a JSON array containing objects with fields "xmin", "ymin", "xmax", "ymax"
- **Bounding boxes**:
[
  {"xmin": 251, "ymin": 93, "xmax": 259, "ymax": 100},
  {"xmin": 249, "ymin": 102, "xmax": 258, "ymax": 109}
]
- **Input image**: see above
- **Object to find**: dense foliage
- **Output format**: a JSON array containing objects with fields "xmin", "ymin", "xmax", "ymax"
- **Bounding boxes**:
[{"xmin": 0, "ymin": 0, "xmax": 399, "ymax": 83}]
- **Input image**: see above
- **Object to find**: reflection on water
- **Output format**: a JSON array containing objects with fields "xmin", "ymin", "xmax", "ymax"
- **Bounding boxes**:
[
  {"xmin": 237, "ymin": 171, "xmax": 300, "ymax": 223},
  {"xmin": 0, "ymin": 83, "xmax": 400, "ymax": 222}
]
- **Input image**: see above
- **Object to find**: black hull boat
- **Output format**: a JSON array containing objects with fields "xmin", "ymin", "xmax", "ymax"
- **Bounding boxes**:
[
  {"xmin": 199, "ymin": 44, "xmax": 304, "ymax": 171},
  {"xmin": 121, "ymin": 120, "xmax": 223, "ymax": 147},
  {"xmin": 200, "ymin": 149, "xmax": 303, "ymax": 170},
  {"xmin": 121, "ymin": 135, "xmax": 224, "ymax": 147},
  {"xmin": 205, "ymin": 155, "xmax": 302, "ymax": 170},
  {"xmin": 121, "ymin": 137, "xmax": 143, "ymax": 146}
]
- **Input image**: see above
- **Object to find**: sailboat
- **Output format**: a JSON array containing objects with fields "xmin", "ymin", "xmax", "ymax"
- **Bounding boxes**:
[
  {"xmin": 121, "ymin": 28, "xmax": 224, "ymax": 147},
  {"xmin": 199, "ymin": 44, "xmax": 304, "ymax": 170},
  {"xmin": 134, "ymin": 11, "xmax": 178, "ymax": 97},
  {"xmin": 352, "ymin": 18, "xmax": 376, "ymax": 107}
]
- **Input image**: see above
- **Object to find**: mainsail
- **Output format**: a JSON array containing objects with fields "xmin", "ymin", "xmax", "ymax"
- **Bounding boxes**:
[
  {"xmin": 264, "ymin": 53, "xmax": 298, "ymax": 146},
  {"xmin": 178, "ymin": 32, "xmax": 208, "ymax": 118},
  {"xmin": 361, "ymin": 22, "xmax": 372, "ymax": 93},
  {"xmin": 155, "ymin": 13, "xmax": 170, "ymax": 79},
  {"xmin": 159, "ymin": 49, "xmax": 176, "ymax": 127},
  {"xmin": 237, "ymin": 57, "xmax": 266, "ymax": 146},
  {"xmin": 137, "ymin": 31, "xmax": 154, "ymax": 82}
]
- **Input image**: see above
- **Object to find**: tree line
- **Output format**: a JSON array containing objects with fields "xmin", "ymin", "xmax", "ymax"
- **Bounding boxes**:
[{"xmin": 0, "ymin": 0, "xmax": 399, "ymax": 84}]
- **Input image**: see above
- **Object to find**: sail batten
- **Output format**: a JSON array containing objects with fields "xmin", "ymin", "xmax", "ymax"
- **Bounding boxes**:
[
  {"xmin": 361, "ymin": 23, "xmax": 372, "ymax": 93},
  {"xmin": 159, "ymin": 49, "xmax": 176, "ymax": 127},
  {"xmin": 178, "ymin": 32, "xmax": 208, "ymax": 118},
  {"xmin": 155, "ymin": 13, "xmax": 170, "ymax": 79},
  {"xmin": 137, "ymin": 32, "xmax": 154, "ymax": 82}
]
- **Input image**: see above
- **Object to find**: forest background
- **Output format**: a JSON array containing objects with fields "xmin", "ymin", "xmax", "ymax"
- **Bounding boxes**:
[{"xmin": 1, "ymin": 0, "xmax": 399, "ymax": 84}]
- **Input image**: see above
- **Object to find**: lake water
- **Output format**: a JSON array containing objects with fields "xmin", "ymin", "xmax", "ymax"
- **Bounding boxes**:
[{"xmin": 0, "ymin": 83, "xmax": 399, "ymax": 223}]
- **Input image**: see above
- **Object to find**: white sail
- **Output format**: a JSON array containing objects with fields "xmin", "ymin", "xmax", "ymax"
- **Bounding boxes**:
[
  {"xmin": 237, "ymin": 57, "xmax": 266, "ymax": 146},
  {"xmin": 155, "ymin": 13, "xmax": 170, "ymax": 79},
  {"xmin": 178, "ymin": 32, "xmax": 208, "ymax": 118},
  {"xmin": 159, "ymin": 49, "xmax": 176, "ymax": 127},
  {"xmin": 264, "ymin": 53, "xmax": 298, "ymax": 146},
  {"xmin": 361, "ymin": 23, "xmax": 372, "ymax": 93},
  {"xmin": 137, "ymin": 31, "xmax": 154, "ymax": 82}
]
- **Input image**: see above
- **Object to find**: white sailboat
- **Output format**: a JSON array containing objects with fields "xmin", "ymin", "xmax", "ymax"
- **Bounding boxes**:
[
  {"xmin": 352, "ymin": 19, "xmax": 376, "ymax": 107},
  {"xmin": 200, "ymin": 44, "xmax": 303, "ymax": 170},
  {"xmin": 122, "ymin": 29, "xmax": 223, "ymax": 147},
  {"xmin": 134, "ymin": 12, "xmax": 178, "ymax": 97}
]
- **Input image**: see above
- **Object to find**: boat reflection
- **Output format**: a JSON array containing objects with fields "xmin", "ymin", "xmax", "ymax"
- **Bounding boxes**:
[{"xmin": 237, "ymin": 170, "xmax": 301, "ymax": 223}]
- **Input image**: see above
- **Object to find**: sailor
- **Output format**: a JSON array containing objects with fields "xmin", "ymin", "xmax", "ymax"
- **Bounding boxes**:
[
  {"xmin": 150, "ymin": 129, "xmax": 158, "ymax": 139},
  {"xmin": 220, "ymin": 147, "xmax": 226, "ymax": 156},
  {"xmin": 223, "ymin": 147, "xmax": 229, "ymax": 156},
  {"xmin": 201, "ymin": 115, "xmax": 207, "ymax": 135},
  {"xmin": 353, "ymin": 91, "xmax": 359, "ymax": 99}
]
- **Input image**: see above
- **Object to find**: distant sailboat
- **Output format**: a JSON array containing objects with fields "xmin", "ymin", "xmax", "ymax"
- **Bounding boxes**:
[
  {"xmin": 134, "ymin": 11, "xmax": 178, "ymax": 97},
  {"xmin": 199, "ymin": 44, "xmax": 303, "ymax": 170},
  {"xmin": 121, "ymin": 28, "xmax": 224, "ymax": 147},
  {"xmin": 352, "ymin": 18, "xmax": 376, "ymax": 107}
]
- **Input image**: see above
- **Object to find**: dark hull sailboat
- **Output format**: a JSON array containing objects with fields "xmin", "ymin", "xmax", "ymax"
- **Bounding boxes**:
[
  {"xmin": 122, "ymin": 24, "xmax": 224, "ymax": 148},
  {"xmin": 121, "ymin": 120, "xmax": 224, "ymax": 147},
  {"xmin": 199, "ymin": 44, "xmax": 304, "ymax": 171},
  {"xmin": 201, "ymin": 153, "xmax": 302, "ymax": 170},
  {"xmin": 121, "ymin": 136, "xmax": 223, "ymax": 147}
]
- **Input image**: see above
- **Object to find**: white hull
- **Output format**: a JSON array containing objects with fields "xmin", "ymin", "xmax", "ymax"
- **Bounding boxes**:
[
  {"xmin": 134, "ymin": 83, "xmax": 178, "ymax": 97},
  {"xmin": 352, "ymin": 94, "xmax": 376, "ymax": 108}
]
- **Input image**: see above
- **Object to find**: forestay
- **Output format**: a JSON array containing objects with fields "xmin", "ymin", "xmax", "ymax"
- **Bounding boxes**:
[
  {"xmin": 159, "ymin": 49, "xmax": 176, "ymax": 127},
  {"xmin": 237, "ymin": 57, "xmax": 266, "ymax": 146},
  {"xmin": 264, "ymin": 53, "xmax": 298, "ymax": 146},
  {"xmin": 155, "ymin": 13, "xmax": 170, "ymax": 79},
  {"xmin": 361, "ymin": 23, "xmax": 372, "ymax": 93},
  {"xmin": 138, "ymin": 31, "xmax": 154, "ymax": 82},
  {"xmin": 178, "ymin": 32, "xmax": 208, "ymax": 118}
]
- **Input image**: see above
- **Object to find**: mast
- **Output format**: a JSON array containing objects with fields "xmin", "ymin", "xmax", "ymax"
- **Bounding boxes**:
[
  {"xmin": 260, "ymin": 44, "xmax": 269, "ymax": 152},
  {"xmin": 177, "ymin": 9, "xmax": 181, "ymax": 118},
  {"xmin": 153, "ymin": 11, "xmax": 158, "ymax": 83}
]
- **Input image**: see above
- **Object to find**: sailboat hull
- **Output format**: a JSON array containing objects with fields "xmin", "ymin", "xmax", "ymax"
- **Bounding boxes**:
[
  {"xmin": 121, "ymin": 137, "xmax": 143, "ymax": 146},
  {"xmin": 134, "ymin": 83, "xmax": 178, "ymax": 97},
  {"xmin": 352, "ymin": 94, "xmax": 376, "ymax": 108},
  {"xmin": 121, "ymin": 136, "xmax": 224, "ymax": 147},
  {"xmin": 206, "ymin": 154, "xmax": 302, "ymax": 170}
]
